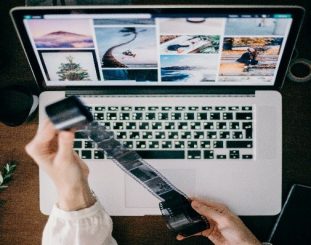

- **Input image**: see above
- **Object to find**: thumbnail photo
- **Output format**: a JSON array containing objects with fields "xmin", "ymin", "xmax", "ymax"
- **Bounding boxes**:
[
  {"xmin": 145, "ymin": 177, "xmax": 173, "ymax": 195},
  {"xmin": 102, "ymin": 69, "xmax": 158, "ymax": 81},
  {"xmin": 219, "ymin": 37, "xmax": 283, "ymax": 80},
  {"xmin": 161, "ymin": 55, "xmax": 218, "ymax": 82},
  {"xmin": 130, "ymin": 165, "xmax": 157, "ymax": 182},
  {"xmin": 94, "ymin": 18, "xmax": 155, "ymax": 26},
  {"xmin": 225, "ymin": 18, "xmax": 291, "ymax": 36},
  {"xmin": 117, "ymin": 152, "xmax": 142, "ymax": 170},
  {"xmin": 95, "ymin": 27, "xmax": 157, "ymax": 68},
  {"xmin": 160, "ymin": 35, "xmax": 220, "ymax": 54},
  {"xmin": 39, "ymin": 51, "xmax": 99, "ymax": 81},
  {"xmin": 26, "ymin": 19, "xmax": 94, "ymax": 48},
  {"xmin": 158, "ymin": 18, "xmax": 225, "ymax": 35}
]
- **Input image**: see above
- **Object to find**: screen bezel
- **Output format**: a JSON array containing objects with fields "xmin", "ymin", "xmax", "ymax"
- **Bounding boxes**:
[{"xmin": 11, "ymin": 5, "xmax": 305, "ymax": 93}]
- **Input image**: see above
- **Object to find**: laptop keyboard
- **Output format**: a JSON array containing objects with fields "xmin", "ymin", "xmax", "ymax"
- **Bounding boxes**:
[{"xmin": 74, "ymin": 105, "xmax": 254, "ymax": 160}]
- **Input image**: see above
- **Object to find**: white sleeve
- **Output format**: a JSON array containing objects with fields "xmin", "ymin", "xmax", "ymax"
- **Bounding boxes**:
[{"xmin": 42, "ymin": 201, "xmax": 117, "ymax": 245}]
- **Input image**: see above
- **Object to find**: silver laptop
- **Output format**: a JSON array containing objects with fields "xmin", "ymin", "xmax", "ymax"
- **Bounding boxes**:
[{"xmin": 11, "ymin": 5, "xmax": 304, "ymax": 216}]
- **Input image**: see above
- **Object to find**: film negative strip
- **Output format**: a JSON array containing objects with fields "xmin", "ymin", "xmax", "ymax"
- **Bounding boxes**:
[{"xmin": 46, "ymin": 96, "xmax": 209, "ymax": 237}]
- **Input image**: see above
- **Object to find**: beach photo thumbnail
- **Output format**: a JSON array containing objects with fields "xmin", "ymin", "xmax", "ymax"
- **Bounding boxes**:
[
  {"xmin": 103, "ymin": 69, "xmax": 158, "ymax": 82},
  {"xmin": 225, "ymin": 18, "xmax": 291, "ymax": 36},
  {"xmin": 95, "ymin": 27, "xmax": 157, "ymax": 69},
  {"xmin": 158, "ymin": 18, "xmax": 225, "ymax": 35},
  {"xmin": 219, "ymin": 37, "xmax": 283, "ymax": 79},
  {"xmin": 39, "ymin": 50, "xmax": 99, "ymax": 81},
  {"xmin": 26, "ymin": 19, "xmax": 94, "ymax": 48},
  {"xmin": 160, "ymin": 35, "xmax": 220, "ymax": 54},
  {"xmin": 161, "ymin": 55, "xmax": 218, "ymax": 82}
]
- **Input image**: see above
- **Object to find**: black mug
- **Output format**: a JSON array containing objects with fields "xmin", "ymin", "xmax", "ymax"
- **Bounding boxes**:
[{"xmin": 0, "ymin": 86, "xmax": 38, "ymax": 126}]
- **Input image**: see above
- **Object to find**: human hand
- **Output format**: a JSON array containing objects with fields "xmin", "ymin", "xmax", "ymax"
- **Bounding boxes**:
[
  {"xmin": 26, "ymin": 119, "xmax": 96, "ymax": 211},
  {"xmin": 176, "ymin": 199, "xmax": 261, "ymax": 245}
]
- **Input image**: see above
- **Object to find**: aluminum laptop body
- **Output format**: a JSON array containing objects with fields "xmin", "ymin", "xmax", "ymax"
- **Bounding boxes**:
[{"xmin": 11, "ymin": 5, "xmax": 304, "ymax": 215}]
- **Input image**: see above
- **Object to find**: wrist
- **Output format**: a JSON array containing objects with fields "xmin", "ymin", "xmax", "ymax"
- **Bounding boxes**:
[{"xmin": 57, "ymin": 184, "xmax": 96, "ymax": 211}]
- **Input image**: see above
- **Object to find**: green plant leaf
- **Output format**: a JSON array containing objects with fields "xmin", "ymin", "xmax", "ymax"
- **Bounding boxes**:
[{"xmin": 0, "ymin": 172, "xmax": 3, "ymax": 185}]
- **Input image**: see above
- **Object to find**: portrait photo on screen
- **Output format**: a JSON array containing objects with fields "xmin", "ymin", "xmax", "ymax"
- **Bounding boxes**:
[{"xmin": 39, "ymin": 50, "xmax": 99, "ymax": 81}]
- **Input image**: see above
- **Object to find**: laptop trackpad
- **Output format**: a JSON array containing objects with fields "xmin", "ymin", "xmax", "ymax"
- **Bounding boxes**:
[{"xmin": 125, "ymin": 169, "xmax": 196, "ymax": 208}]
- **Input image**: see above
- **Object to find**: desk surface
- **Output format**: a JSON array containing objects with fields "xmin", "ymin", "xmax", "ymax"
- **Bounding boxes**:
[{"xmin": 0, "ymin": 0, "xmax": 311, "ymax": 244}]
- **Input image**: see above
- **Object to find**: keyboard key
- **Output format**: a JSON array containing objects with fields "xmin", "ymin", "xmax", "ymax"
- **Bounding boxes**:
[
  {"xmin": 217, "ymin": 154, "xmax": 227, "ymax": 159},
  {"xmin": 187, "ymin": 141, "xmax": 198, "ymax": 148},
  {"xmin": 184, "ymin": 112, "xmax": 195, "ymax": 120},
  {"xmin": 121, "ymin": 106, "xmax": 132, "ymax": 111},
  {"xmin": 148, "ymin": 141, "xmax": 159, "ymax": 149},
  {"xmin": 113, "ymin": 122, "xmax": 123, "ymax": 130},
  {"xmin": 194, "ymin": 131, "xmax": 204, "ymax": 139},
  {"xmin": 162, "ymin": 141, "xmax": 172, "ymax": 149},
  {"xmin": 132, "ymin": 112, "xmax": 143, "ymax": 120},
  {"xmin": 136, "ymin": 141, "xmax": 147, "ymax": 149},
  {"xmin": 204, "ymin": 150, "xmax": 214, "ymax": 159},
  {"xmin": 178, "ymin": 122, "xmax": 188, "ymax": 130},
  {"xmin": 213, "ymin": 141, "xmax": 223, "ymax": 148},
  {"xmin": 242, "ymin": 154, "xmax": 253, "ymax": 159},
  {"xmin": 116, "ymin": 131, "xmax": 127, "ymax": 139},
  {"xmin": 148, "ymin": 106, "xmax": 159, "ymax": 111},
  {"xmin": 236, "ymin": 113, "xmax": 252, "ymax": 120},
  {"xmin": 120, "ymin": 113, "xmax": 130, "ymax": 120},
  {"xmin": 242, "ymin": 106, "xmax": 252, "ymax": 111},
  {"xmin": 129, "ymin": 131, "xmax": 140, "ymax": 139},
  {"xmin": 229, "ymin": 150, "xmax": 240, "ymax": 159},
  {"xmin": 200, "ymin": 141, "xmax": 211, "ymax": 148},
  {"xmin": 174, "ymin": 141, "xmax": 185, "ymax": 148},
  {"xmin": 81, "ymin": 150, "xmax": 92, "ymax": 159},
  {"xmin": 139, "ymin": 122, "xmax": 149, "ymax": 130},
  {"xmin": 187, "ymin": 150, "xmax": 201, "ymax": 159},
  {"xmin": 203, "ymin": 122, "xmax": 214, "ymax": 130},
  {"xmin": 162, "ymin": 106, "xmax": 172, "ymax": 111},
  {"xmin": 107, "ymin": 112, "xmax": 117, "ymax": 120},
  {"xmin": 215, "ymin": 106, "xmax": 226, "ymax": 111},
  {"xmin": 181, "ymin": 131, "xmax": 191, "ymax": 139},
  {"xmin": 188, "ymin": 106, "xmax": 199, "ymax": 111},
  {"xmin": 73, "ymin": 141, "xmax": 82, "ymax": 148},
  {"xmin": 158, "ymin": 112, "xmax": 169, "ymax": 120},
  {"xmin": 197, "ymin": 112, "xmax": 207, "ymax": 120},
  {"xmin": 94, "ymin": 113, "xmax": 104, "ymax": 120},
  {"xmin": 75, "ymin": 131, "xmax": 88, "ymax": 139},
  {"xmin": 210, "ymin": 112, "xmax": 220, "ymax": 120},
  {"xmin": 95, "ymin": 106, "xmax": 105, "ymax": 111},
  {"xmin": 108, "ymin": 106, "xmax": 118, "ymax": 111},
  {"xmin": 243, "ymin": 122, "xmax": 253, "ymax": 139},
  {"xmin": 202, "ymin": 106, "xmax": 212, "ymax": 111},
  {"xmin": 175, "ymin": 106, "xmax": 186, "ymax": 111},
  {"xmin": 223, "ymin": 112, "xmax": 233, "ymax": 120},
  {"xmin": 126, "ymin": 122, "xmax": 136, "ymax": 130},
  {"xmin": 227, "ymin": 141, "xmax": 253, "ymax": 148},
  {"xmin": 232, "ymin": 131, "xmax": 243, "ymax": 139},
  {"xmin": 136, "ymin": 150, "xmax": 184, "ymax": 159},
  {"xmin": 229, "ymin": 106, "xmax": 239, "ymax": 111},
  {"xmin": 84, "ymin": 141, "xmax": 94, "ymax": 148},
  {"xmin": 171, "ymin": 112, "xmax": 182, "ymax": 120},
  {"xmin": 152, "ymin": 122, "xmax": 162, "ymax": 130},
  {"xmin": 123, "ymin": 141, "xmax": 134, "ymax": 149},
  {"xmin": 230, "ymin": 122, "xmax": 240, "ymax": 130},
  {"xmin": 165, "ymin": 122, "xmax": 175, "ymax": 130},
  {"xmin": 145, "ymin": 113, "xmax": 156, "ymax": 120},
  {"xmin": 168, "ymin": 131, "xmax": 179, "ymax": 139},
  {"xmin": 135, "ymin": 106, "xmax": 145, "ymax": 111},
  {"xmin": 155, "ymin": 131, "xmax": 165, "ymax": 139},
  {"xmin": 216, "ymin": 122, "xmax": 227, "ymax": 130},
  {"xmin": 94, "ymin": 150, "xmax": 105, "ymax": 159},
  {"xmin": 191, "ymin": 122, "xmax": 201, "ymax": 130},
  {"xmin": 219, "ymin": 131, "xmax": 230, "ymax": 139},
  {"xmin": 206, "ymin": 132, "xmax": 217, "ymax": 139},
  {"xmin": 142, "ymin": 131, "xmax": 153, "ymax": 139}
]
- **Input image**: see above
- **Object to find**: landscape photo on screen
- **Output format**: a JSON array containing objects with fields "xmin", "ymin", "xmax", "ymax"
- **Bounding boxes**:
[
  {"xmin": 218, "ymin": 37, "xmax": 283, "ymax": 82},
  {"xmin": 26, "ymin": 19, "xmax": 94, "ymax": 48},
  {"xmin": 161, "ymin": 54, "xmax": 218, "ymax": 82}
]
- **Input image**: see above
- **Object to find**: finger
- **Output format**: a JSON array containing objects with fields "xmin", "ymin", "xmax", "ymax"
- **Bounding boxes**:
[
  {"xmin": 25, "ymin": 119, "xmax": 57, "ymax": 157},
  {"xmin": 191, "ymin": 200, "xmax": 225, "ymax": 222},
  {"xmin": 192, "ymin": 198, "xmax": 227, "ymax": 210},
  {"xmin": 57, "ymin": 131, "xmax": 75, "ymax": 159}
]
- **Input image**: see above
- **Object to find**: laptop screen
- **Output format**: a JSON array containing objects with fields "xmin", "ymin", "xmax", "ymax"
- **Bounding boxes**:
[{"xmin": 21, "ymin": 10, "xmax": 293, "ymax": 87}]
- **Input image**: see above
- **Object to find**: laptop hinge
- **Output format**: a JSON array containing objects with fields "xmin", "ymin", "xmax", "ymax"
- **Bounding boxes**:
[{"xmin": 65, "ymin": 87, "xmax": 256, "ymax": 97}]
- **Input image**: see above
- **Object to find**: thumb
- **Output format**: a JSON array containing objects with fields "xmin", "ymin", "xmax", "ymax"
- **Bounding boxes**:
[
  {"xmin": 191, "ymin": 200, "xmax": 224, "ymax": 222},
  {"xmin": 57, "ymin": 131, "xmax": 75, "ymax": 159}
]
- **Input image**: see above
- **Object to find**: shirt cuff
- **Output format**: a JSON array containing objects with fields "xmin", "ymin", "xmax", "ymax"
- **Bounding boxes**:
[{"xmin": 50, "ymin": 201, "xmax": 104, "ymax": 221}]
